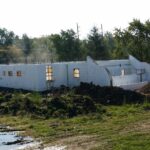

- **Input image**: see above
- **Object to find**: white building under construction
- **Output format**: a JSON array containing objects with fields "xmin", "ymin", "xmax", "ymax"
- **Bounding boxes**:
[{"xmin": 0, "ymin": 55, "xmax": 149, "ymax": 91}]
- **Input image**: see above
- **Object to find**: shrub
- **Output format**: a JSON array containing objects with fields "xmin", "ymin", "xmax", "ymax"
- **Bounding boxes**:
[{"xmin": 46, "ymin": 94, "xmax": 102, "ymax": 118}]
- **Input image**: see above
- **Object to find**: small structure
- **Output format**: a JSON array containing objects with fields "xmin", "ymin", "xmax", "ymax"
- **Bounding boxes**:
[{"xmin": 0, "ymin": 55, "xmax": 149, "ymax": 91}]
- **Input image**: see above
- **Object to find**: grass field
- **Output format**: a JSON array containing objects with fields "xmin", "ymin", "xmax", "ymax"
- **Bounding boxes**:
[{"xmin": 1, "ymin": 103, "xmax": 150, "ymax": 150}]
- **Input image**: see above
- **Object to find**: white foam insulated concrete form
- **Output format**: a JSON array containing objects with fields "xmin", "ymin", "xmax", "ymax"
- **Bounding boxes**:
[{"xmin": 0, "ymin": 55, "xmax": 149, "ymax": 91}]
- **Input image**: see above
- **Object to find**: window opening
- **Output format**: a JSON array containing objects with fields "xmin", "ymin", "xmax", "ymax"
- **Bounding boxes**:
[
  {"xmin": 8, "ymin": 71, "xmax": 13, "ymax": 76},
  {"xmin": 46, "ymin": 66, "xmax": 53, "ymax": 81},
  {"xmin": 73, "ymin": 68, "xmax": 80, "ymax": 78},
  {"xmin": 16, "ymin": 71, "xmax": 22, "ymax": 77}
]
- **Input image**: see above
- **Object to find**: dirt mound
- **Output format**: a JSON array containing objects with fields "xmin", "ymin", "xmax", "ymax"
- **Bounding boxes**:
[
  {"xmin": 138, "ymin": 83, "xmax": 150, "ymax": 95},
  {"xmin": 74, "ymin": 82, "xmax": 144, "ymax": 105}
]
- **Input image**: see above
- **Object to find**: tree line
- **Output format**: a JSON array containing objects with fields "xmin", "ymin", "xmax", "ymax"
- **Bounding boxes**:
[{"xmin": 0, "ymin": 19, "xmax": 150, "ymax": 63}]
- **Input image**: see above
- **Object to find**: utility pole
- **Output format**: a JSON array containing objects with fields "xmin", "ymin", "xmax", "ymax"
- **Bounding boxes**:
[
  {"xmin": 101, "ymin": 24, "xmax": 103, "ymax": 37},
  {"xmin": 76, "ymin": 23, "xmax": 80, "ymax": 39}
]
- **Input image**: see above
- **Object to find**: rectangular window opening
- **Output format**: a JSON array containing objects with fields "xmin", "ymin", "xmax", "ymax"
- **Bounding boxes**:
[
  {"xmin": 46, "ymin": 66, "xmax": 53, "ymax": 81},
  {"xmin": 8, "ymin": 71, "xmax": 13, "ymax": 76},
  {"xmin": 16, "ymin": 71, "xmax": 22, "ymax": 77},
  {"xmin": 73, "ymin": 68, "xmax": 80, "ymax": 78}
]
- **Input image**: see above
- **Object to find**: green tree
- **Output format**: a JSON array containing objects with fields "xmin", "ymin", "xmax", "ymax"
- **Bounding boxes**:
[
  {"xmin": 103, "ymin": 32, "xmax": 115, "ymax": 59},
  {"xmin": 113, "ymin": 28, "xmax": 128, "ymax": 59},
  {"xmin": 51, "ymin": 29, "xmax": 80, "ymax": 61},
  {"xmin": 114, "ymin": 19, "xmax": 150, "ymax": 62},
  {"xmin": 21, "ymin": 34, "xmax": 33, "ymax": 63},
  {"xmin": 31, "ymin": 36, "xmax": 57, "ymax": 62},
  {"xmin": 79, "ymin": 39, "xmax": 89, "ymax": 60},
  {"xmin": 22, "ymin": 34, "xmax": 33, "ymax": 56},
  {"xmin": 0, "ymin": 28, "xmax": 15, "ymax": 48},
  {"xmin": 0, "ymin": 28, "xmax": 16, "ymax": 63},
  {"xmin": 86, "ymin": 26, "xmax": 108, "ymax": 59}
]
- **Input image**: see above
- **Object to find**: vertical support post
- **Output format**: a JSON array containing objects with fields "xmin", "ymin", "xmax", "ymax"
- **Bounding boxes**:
[{"xmin": 66, "ymin": 64, "xmax": 69, "ymax": 87}]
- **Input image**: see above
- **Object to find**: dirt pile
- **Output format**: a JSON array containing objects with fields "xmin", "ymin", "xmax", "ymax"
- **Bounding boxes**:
[
  {"xmin": 138, "ymin": 83, "xmax": 150, "ymax": 95},
  {"xmin": 74, "ymin": 82, "xmax": 144, "ymax": 105}
]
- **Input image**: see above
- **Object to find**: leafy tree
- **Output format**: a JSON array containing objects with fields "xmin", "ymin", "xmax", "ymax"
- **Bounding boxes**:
[
  {"xmin": 0, "ymin": 28, "xmax": 15, "ymax": 48},
  {"xmin": 86, "ymin": 26, "xmax": 108, "ymax": 59},
  {"xmin": 31, "ymin": 36, "xmax": 57, "ymax": 62},
  {"xmin": 51, "ymin": 29, "xmax": 80, "ymax": 61},
  {"xmin": 22, "ymin": 34, "xmax": 33, "ymax": 56},
  {"xmin": 79, "ymin": 39, "xmax": 89, "ymax": 60},
  {"xmin": 103, "ymin": 32, "xmax": 115, "ymax": 59},
  {"xmin": 114, "ymin": 19, "xmax": 150, "ymax": 62},
  {"xmin": 112, "ymin": 28, "xmax": 129, "ymax": 59},
  {"xmin": 0, "ymin": 28, "xmax": 16, "ymax": 63}
]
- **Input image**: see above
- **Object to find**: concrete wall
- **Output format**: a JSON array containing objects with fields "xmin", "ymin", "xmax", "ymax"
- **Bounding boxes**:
[
  {"xmin": 129, "ymin": 55, "xmax": 150, "ymax": 82},
  {"xmin": 0, "ymin": 64, "xmax": 42, "ymax": 91},
  {"xmin": 129, "ymin": 55, "xmax": 143, "ymax": 69},
  {"xmin": 87, "ymin": 57, "xmax": 110, "ymax": 86},
  {"xmin": 52, "ymin": 63, "xmax": 68, "ymax": 87},
  {"xmin": 107, "ymin": 65, "xmax": 136, "ymax": 76},
  {"xmin": 112, "ymin": 74, "xmax": 139, "ymax": 86},
  {"xmin": 142, "ymin": 62, "xmax": 150, "ymax": 81},
  {"xmin": 67, "ymin": 62, "xmax": 88, "ymax": 87},
  {"xmin": 96, "ymin": 59, "xmax": 129, "ymax": 66},
  {"xmin": 119, "ymin": 81, "xmax": 148, "ymax": 91},
  {"xmin": 0, "ymin": 55, "xmax": 148, "ymax": 91},
  {"xmin": 31, "ymin": 63, "xmax": 68, "ymax": 91},
  {"xmin": 0, "ymin": 62, "xmax": 88, "ymax": 91}
]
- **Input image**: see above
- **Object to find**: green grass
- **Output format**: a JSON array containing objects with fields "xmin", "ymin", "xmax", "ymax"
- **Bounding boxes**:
[
  {"xmin": 1, "ymin": 103, "xmax": 150, "ymax": 149},
  {"xmin": 113, "ymin": 133, "xmax": 150, "ymax": 150}
]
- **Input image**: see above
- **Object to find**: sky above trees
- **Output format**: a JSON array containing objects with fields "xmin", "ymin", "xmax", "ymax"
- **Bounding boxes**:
[{"xmin": 0, "ymin": 0, "xmax": 150, "ymax": 38}]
